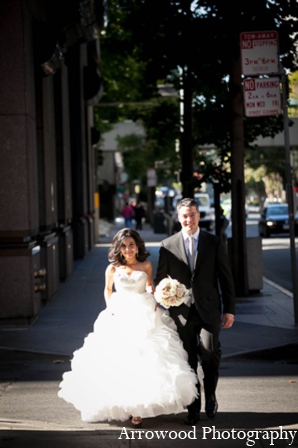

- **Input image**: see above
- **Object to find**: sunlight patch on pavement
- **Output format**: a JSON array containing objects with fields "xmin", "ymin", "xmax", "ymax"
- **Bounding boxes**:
[{"xmin": 262, "ymin": 238, "xmax": 295, "ymax": 250}]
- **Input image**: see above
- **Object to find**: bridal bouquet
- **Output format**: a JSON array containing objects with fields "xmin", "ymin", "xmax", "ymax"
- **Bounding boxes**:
[{"xmin": 154, "ymin": 276, "xmax": 190, "ymax": 309}]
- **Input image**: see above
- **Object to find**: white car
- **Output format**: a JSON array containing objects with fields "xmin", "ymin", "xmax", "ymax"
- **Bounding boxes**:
[{"xmin": 172, "ymin": 193, "xmax": 214, "ymax": 232}]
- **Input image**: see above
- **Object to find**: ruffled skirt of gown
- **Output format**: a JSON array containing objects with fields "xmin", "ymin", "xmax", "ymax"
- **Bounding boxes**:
[{"xmin": 58, "ymin": 289, "xmax": 198, "ymax": 422}]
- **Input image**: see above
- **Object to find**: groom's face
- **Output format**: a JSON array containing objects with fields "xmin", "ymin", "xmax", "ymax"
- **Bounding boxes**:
[{"xmin": 178, "ymin": 206, "xmax": 200, "ymax": 235}]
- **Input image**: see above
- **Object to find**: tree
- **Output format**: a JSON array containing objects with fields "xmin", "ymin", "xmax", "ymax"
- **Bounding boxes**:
[
  {"xmin": 245, "ymin": 166, "xmax": 267, "ymax": 206},
  {"xmin": 97, "ymin": 0, "xmax": 298, "ymax": 191},
  {"xmin": 96, "ymin": 0, "xmax": 298, "ymax": 294}
]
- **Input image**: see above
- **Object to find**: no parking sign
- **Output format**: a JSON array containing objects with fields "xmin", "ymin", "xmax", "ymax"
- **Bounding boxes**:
[
  {"xmin": 241, "ymin": 31, "xmax": 281, "ymax": 117},
  {"xmin": 243, "ymin": 77, "xmax": 281, "ymax": 117}
]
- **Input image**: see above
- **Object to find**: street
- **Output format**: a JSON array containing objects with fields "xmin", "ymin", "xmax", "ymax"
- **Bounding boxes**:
[{"xmin": 0, "ymin": 214, "xmax": 297, "ymax": 447}]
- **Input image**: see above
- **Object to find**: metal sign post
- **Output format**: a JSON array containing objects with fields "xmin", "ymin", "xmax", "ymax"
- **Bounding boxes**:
[
  {"xmin": 240, "ymin": 30, "xmax": 298, "ymax": 323},
  {"xmin": 280, "ymin": 68, "xmax": 298, "ymax": 323}
]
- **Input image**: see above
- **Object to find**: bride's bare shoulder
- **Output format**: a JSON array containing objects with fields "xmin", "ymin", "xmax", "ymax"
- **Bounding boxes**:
[
  {"xmin": 105, "ymin": 264, "xmax": 117, "ymax": 275},
  {"xmin": 141, "ymin": 260, "xmax": 152, "ymax": 272}
]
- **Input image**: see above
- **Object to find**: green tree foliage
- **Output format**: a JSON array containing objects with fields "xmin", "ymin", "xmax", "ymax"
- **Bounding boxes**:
[
  {"xmin": 96, "ymin": 0, "xmax": 298, "ymax": 190},
  {"xmin": 114, "ymin": 99, "xmax": 181, "ymax": 191},
  {"xmin": 289, "ymin": 71, "xmax": 298, "ymax": 118}
]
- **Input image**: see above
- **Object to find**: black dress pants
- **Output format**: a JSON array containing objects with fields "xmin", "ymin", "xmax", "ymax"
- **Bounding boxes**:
[{"xmin": 177, "ymin": 304, "xmax": 221, "ymax": 411}]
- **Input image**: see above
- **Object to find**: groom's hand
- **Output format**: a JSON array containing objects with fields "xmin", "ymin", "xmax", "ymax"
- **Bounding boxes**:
[{"xmin": 221, "ymin": 313, "xmax": 234, "ymax": 329}]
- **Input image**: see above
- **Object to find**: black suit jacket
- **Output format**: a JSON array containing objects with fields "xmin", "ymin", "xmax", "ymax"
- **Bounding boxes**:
[{"xmin": 155, "ymin": 230, "xmax": 235, "ymax": 328}]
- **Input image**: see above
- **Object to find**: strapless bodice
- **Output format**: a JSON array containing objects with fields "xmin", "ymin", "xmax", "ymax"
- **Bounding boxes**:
[{"xmin": 114, "ymin": 269, "xmax": 148, "ymax": 294}]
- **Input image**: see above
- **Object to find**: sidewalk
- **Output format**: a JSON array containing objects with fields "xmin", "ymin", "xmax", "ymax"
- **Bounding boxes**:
[
  {"xmin": 0, "ymin": 218, "xmax": 297, "ymax": 446},
  {"xmin": 0, "ymin": 217, "xmax": 296, "ymax": 357}
]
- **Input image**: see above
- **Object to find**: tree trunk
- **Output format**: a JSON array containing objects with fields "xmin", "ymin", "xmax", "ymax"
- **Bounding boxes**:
[{"xmin": 230, "ymin": 44, "xmax": 249, "ymax": 297}]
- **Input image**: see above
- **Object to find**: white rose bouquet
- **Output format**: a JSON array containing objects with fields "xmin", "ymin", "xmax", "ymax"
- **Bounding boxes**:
[{"xmin": 154, "ymin": 276, "xmax": 190, "ymax": 309}]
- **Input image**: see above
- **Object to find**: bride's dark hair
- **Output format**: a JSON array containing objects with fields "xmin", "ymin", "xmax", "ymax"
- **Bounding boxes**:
[{"xmin": 108, "ymin": 228, "xmax": 150, "ymax": 266}]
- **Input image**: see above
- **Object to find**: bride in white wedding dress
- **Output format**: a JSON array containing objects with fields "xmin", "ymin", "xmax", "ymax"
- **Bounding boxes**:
[{"xmin": 58, "ymin": 228, "xmax": 198, "ymax": 427}]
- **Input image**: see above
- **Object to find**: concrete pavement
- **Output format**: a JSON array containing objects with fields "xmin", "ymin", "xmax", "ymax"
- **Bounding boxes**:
[{"xmin": 0, "ymin": 217, "xmax": 297, "ymax": 447}]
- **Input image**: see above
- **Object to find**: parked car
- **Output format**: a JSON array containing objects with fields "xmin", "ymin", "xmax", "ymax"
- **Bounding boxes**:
[
  {"xmin": 263, "ymin": 198, "xmax": 282, "ymax": 208},
  {"xmin": 258, "ymin": 203, "xmax": 298, "ymax": 237},
  {"xmin": 171, "ymin": 193, "xmax": 214, "ymax": 232}
]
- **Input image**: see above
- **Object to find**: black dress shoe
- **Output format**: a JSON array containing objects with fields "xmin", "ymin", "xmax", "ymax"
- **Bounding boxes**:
[
  {"xmin": 184, "ymin": 411, "xmax": 200, "ymax": 425},
  {"xmin": 205, "ymin": 395, "xmax": 218, "ymax": 418}
]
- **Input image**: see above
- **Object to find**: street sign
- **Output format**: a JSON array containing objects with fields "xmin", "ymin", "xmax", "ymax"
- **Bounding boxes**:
[
  {"xmin": 240, "ymin": 31, "xmax": 279, "ymax": 76},
  {"xmin": 243, "ymin": 77, "xmax": 281, "ymax": 117}
]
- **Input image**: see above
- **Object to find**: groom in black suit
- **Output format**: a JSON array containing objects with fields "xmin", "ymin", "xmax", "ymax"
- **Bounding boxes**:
[{"xmin": 155, "ymin": 197, "xmax": 235, "ymax": 425}]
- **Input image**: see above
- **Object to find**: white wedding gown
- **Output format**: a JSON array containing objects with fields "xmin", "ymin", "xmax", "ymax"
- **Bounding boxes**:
[{"xmin": 58, "ymin": 269, "xmax": 198, "ymax": 422}]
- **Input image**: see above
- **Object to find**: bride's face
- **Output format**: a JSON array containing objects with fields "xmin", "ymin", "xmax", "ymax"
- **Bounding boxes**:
[{"xmin": 120, "ymin": 237, "xmax": 138, "ymax": 261}]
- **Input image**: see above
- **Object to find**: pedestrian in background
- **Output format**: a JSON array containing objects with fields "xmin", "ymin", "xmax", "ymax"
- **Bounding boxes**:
[
  {"xmin": 121, "ymin": 202, "xmax": 134, "ymax": 228},
  {"xmin": 133, "ymin": 201, "xmax": 145, "ymax": 230}
]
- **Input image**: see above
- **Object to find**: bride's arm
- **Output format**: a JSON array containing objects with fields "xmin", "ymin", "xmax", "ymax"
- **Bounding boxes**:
[
  {"xmin": 104, "ymin": 264, "xmax": 115, "ymax": 306},
  {"xmin": 145, "ymin": 262, "xmax": 159, "ymax": 311},
  {"xmin": 146, "ymin": 261, "xmax": 154, "ymax": 292},
  {"xmin": 145, "ymin": 261, "xmax": 155, "ymax": 294}
]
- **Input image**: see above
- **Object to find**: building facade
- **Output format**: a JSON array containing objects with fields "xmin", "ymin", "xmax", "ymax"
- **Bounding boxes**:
[{"xmin": 0, "ymin": 0, "xmax": 104, "ymax": 322}]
